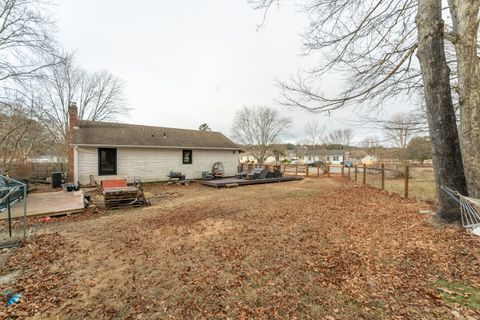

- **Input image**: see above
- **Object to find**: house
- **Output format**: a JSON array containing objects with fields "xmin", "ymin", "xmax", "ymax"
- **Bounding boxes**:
[
  {"xmin": 238, "ymin": 153, "xmax": 257, "ymax": 164},
  {"xmin": 67, "ymin": 104, "xmax": 240, "ymax": 185},
  {"xmin": 238, "ymin": 149, "xmax": 288, "ymax": 164},
  {"xmin": 361, "ymin": 155, "xmax": 377, "ymax": 165},
  {"xmin": 303, "ymin": 150, "xmax": 345, "ymax": 165}
]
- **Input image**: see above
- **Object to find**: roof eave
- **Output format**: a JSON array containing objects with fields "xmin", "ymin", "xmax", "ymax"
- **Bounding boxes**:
[{"xmin": 72, "ymin": 143, "xmax": 241, "ymax": 151}]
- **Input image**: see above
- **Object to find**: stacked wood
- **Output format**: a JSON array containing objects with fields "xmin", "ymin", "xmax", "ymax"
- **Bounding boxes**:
[{"xmin": 103, "ymin": 186, "xmax": 149, "ymax": 209}]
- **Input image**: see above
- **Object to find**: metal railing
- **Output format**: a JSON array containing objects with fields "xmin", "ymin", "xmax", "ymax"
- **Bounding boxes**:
[{"xmin": 0, "ymin": 176, "xmax": 27, "ymax": 248}]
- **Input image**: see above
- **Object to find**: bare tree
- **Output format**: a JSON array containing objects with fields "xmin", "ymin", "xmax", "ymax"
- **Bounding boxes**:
[
  {"xmin": 305, "ymin": 119, "xmax": 325, "ymax": 160},
  {"xmin": 250, "ymin": 0, "xmax": 420, "ymax": 111},
  {"xmin": 383, "ymin": 112, "xmax": 422, "ymax": 149},
  {"xmin": 0, "ymin": 102, "xmax": 48, "ymax": 174},
  {"xmin": 37, "ymin": 55, "xmax": 129, "ymax": 144},
  {"xmin": 416, "ymin": 0, "xmax": 467, "ymax": 221},
  {"xmin": 250, "ymin": 0, "xmax": 478, "ymax": 222},
  {"xmin": 446, "ymin": 1, "xmax": 480, "ymax": 198},
  {"xmin": 328, "ymin": 128, "xmax": 353, "ymax": 146},
  {"xmin": 232, "ymin": 106, "xmax": 291, "ymax": 164},
  {"xmin": 0, "ymin": 0, "xmax": 61, "ymax": 89},
  {"xmin": 361, "ymin": 135, "xmax": 381, "ymax": 157}
]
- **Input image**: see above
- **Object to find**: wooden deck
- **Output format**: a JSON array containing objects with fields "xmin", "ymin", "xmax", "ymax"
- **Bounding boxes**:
[
  {"xmin": 201, "ymin": 176, "xmax": 303, "ymax": 188},
  {"xmin": 2, "ymin": 191, "xmax": 85, "ymax": 219}
]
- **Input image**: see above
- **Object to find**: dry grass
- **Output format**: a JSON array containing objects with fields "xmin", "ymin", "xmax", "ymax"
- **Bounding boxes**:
[
  {"xmin": 346, "ymin": 168, "xmax": 436, "ymax": 202},
  {"xmin": 1, "ymin": 178, "xmax": 480, "ymax": 319}
]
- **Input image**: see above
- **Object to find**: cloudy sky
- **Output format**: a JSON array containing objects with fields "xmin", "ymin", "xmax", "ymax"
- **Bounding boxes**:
[{"xmin": 55, "ymin": 0, "xmax": 415, "ymax": 145}]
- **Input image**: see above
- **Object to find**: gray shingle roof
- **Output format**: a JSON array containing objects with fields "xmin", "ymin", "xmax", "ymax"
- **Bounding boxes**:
[
  {"xmin": 305, "ymin": 149, "xmax": 345, "ymax": 156},
  {"xmin": 72, "ymin": 120, "xmax": 240, "ymax": 150}
]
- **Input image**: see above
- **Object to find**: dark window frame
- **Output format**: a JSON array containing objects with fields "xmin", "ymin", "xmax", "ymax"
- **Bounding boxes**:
[
  {"xmin": 98, "ymin": 148, "xmax": 117, "ymax": 176},
  {"xmin": 182, "ymin": 149, "xmax": 193, "ymax": 164}
]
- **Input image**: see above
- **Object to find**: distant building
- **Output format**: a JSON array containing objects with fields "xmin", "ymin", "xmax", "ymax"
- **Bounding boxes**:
[
  {"xmin": 361, "ymin": 155, "xmax": 377, "ymax": 165},
  {"xmin": 303, "ymin": 150, "xmax": 345, "ymax": 165}
]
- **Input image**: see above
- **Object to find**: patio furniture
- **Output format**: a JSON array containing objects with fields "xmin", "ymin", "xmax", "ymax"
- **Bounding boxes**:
[
  {"xmin": 168, "ymin": 171, "xmax": 186, "ymax": 183},
  {"xmin": 202, "ymin": 171, "xmax": 214, "ymax": 181}
]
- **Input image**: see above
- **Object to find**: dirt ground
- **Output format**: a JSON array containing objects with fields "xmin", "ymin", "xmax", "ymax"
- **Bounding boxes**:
[{"xmin": 1, "ymin": 177, "xmax": 480, "ymax": 319}]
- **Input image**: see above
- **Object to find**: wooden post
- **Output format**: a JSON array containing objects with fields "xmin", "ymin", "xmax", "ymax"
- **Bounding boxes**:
[
  {"xmin": 317, "ymin": 166, "xmax": 320, "ymax": 177},
  {"xmin": 354, "ymin": 165, "xmax": 357, "ymax": 181},
  {"xmin": 404, "ymin": 161, "xmax": 409, "ymax": 198},
  {"xmin": 381, "ymin": 163, "xmax": 385, "ymax": 190},
  {"xmin": 295, "ymin": 164, "xmax": 298, "ymax": 176},
  {"xmin": 363, "ymin": 164, "xmax": 366, "ymax": 185},
  {"xmin": 306, "ymin": 165, "xmax": 309, "ymax": 177},
  {"xmin": 348, "ymin": 167, "xmax": 351, "ymax": 179},
  {"xmin": 283, "ymin": 165, "xmax": 286, "ymax": 174},
  {"xmin": 341, "ymin": 165, "xmax": 345, "ymax": 177},
  {"xmin": 327, "ymin": 165, "xmax": 330, "ymax": 177}
]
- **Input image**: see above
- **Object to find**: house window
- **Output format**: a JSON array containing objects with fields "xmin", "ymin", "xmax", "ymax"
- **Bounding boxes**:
[
  {"xmin": 98, "ymin": 148, "xmax": 117, "ymax": 175},
  {"xmin": 333, "ymin": 155, "xmax": 339, "ymax": 161},
  {"xmin": 182, "ymin": 150, "xmax": 192, "ymax": 164}
]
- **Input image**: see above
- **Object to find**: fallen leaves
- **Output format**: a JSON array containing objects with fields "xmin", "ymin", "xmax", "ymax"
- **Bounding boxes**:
[{"xmin": 0, "ymin": 178, "xmax": 479, "ymax": 319}]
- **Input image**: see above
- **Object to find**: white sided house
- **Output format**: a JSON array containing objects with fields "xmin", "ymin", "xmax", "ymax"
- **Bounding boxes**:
[{"xmin": 67, "ymin": 105, "xmax": 240, "ymax": 185}]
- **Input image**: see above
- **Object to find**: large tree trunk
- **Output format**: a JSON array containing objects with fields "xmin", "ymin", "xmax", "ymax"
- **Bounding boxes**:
[
  {"xmin": 450, "ymin": 1, "xmax": 480, "ymax": 198},
  {"xmin": 416, "ymin": 0, "xmax": 468, "ymax": 222}
]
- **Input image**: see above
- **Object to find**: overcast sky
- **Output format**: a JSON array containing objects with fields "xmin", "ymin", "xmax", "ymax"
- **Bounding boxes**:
[{"xmin": 55, "ymin": 0, "xmax": 416, "ymax": 145}]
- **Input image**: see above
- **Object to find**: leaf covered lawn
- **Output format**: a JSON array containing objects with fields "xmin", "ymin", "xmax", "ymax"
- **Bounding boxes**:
[{"xmin": 1, "ymin": 178, "xmax": 480, "ymax": 319}]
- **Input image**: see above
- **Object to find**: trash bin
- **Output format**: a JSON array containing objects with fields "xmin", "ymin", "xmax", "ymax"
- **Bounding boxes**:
[{"xmin": 51, "ymin": 172, "xmax": 64, "ymax": 188}]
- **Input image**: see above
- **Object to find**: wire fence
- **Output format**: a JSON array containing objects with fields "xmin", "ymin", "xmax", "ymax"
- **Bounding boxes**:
[
  {"xmin": 341, "ymin": 163, "xmax": 436, "ymax": 202},
  {"xmin": 240, "ymin": 162, "xmax": 436, "ymax": 202}
]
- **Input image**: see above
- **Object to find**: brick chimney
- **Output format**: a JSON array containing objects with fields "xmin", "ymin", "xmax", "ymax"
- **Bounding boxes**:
[{"xmin": 68, "ymin": 102, "xmax": 78, "ymax": 182}]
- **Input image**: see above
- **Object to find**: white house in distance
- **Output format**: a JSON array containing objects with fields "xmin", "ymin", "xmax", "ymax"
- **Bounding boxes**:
[
  {"xmin": 303, "ymin": 150, "xmax": 345, "ymax": 165},
  {"xmin": 67, "ymin": 104, "xmax": 240, "ymax": 185}
]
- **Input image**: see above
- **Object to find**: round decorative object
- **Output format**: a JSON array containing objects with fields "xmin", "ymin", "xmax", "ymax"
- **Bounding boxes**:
[{"xmin": 212, "ymin": 162, "xmax": 225, "ymax": 177}]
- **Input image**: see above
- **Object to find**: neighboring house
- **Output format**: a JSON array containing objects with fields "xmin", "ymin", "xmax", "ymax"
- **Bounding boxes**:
[
  {"xmin": 239, "ymin": 153, "xmax": 257, "ymax": 163},
  {"xmin": 238, "ymin": 152, "xmax": 286, "ymax": 164},
  {"xmin": 67, "ymin": 104, "xmax": 240, "ymax": 185},
  {"xmin": 303, "ymin": 150, "xmax": 345, "ymax": 165},
  {"xmin": 323, "ymin": 150, "xmax": 345, "ymax": 165},
  {"xmin": 285, "ymin": 150, "xmax": 297, "ymax": 161},
  {"xmin": 28, "ymin": 155, "xmax": 64, "ymax": 163},
  {"xmin": 361, "ymin": 155, "xmax": 377, "ymax": 165}
]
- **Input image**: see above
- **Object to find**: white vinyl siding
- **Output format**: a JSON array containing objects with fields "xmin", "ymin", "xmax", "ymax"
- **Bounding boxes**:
[{"xmin": 76, "ymin": 147, "xmax": 238, "ymax": 185}]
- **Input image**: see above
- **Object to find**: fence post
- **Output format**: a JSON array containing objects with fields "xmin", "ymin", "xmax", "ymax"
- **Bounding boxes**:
[
  {"xmin": 354, "ymin": 165, "xmax": 357, "ymax": 182},
  {"xmin": 348, "ymin": 167, "xmax": 351, "ymax": 179},
  {"xmin": 317, "ymin": 166, "xmax": 320, "ymax": 177},
  {"xmin": 295, "ymin": 164, "xmax": 298, "ymax": 176},
  {"xmin": 404, "ymin": 161, "xmax": 409, "ymax": 198},
  {"xmin": 341, "ymin": 165, "xmax": 345, "ymax": 177},
  {"xmin": 381, "ymin": 163, "xmax": 385, "ymax": 190},
  {"xmin": 306, "ymin": 165, "xmax": 309, "ymax": 177},
  {"xmin": 363, "ymin": 164, "xmax": 366, "ymax": 185},
  {"xmin": 327, "ymin": 165, "xmax": 330, "ymax": 177}
]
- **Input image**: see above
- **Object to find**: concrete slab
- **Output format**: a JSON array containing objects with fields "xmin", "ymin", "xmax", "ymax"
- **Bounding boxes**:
[{"xmin": 2, "ymin": 191, "xmax": 85, "ymax": 219}]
